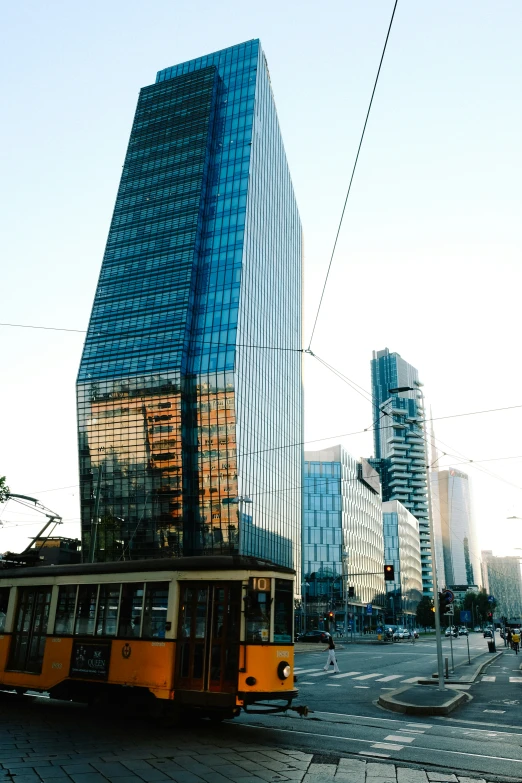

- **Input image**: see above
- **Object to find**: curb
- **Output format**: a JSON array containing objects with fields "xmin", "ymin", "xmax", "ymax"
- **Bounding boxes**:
[
  {"xmin": 418, "ymin": 649, "xmax": 503, "ymax": 685},
  {"xmin": 377, "ymin": 684, "xmax": 469, "ymax": 715}
]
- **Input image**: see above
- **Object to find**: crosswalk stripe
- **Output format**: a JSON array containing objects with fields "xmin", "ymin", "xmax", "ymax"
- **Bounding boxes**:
[
  {"xmin": 371, "ymin": 743, "xmax": 403, "ymax": 751},
  {"xmin": 352, "ymin": 673, "xmax": 382, "ymax": 680},
  {"xmin": 482, "ymin": 675, "xmax": 496, "ymax": 682},
  {"xmin": 385, "ymin": 734, "xmax": 415, "ymax": 743},
  {"xmin": 509, "ymin": 677, "xmax": 522, "ymax": 682},
  {"xmin": 331, "ymin": 671, "xmax": 361, "ymax": 679},
  {"xmin": 295, "ymin": 668, "xmax": 323, "ymax": 675},
  {"xmin": 376, "ymin": 674, "xmax": 402, "ymax": 682},
  {"xmin": 308, "ymin": 671, "xmax": 332, "ymax": 677},
  {"xmin": 401, "ymin": 677, "xmax": 420, "ymax": 683}
]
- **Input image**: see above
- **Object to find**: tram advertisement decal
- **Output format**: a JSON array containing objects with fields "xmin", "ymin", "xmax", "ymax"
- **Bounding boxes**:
[{"xmin": 70, "ymin": 640, "xmax": 111, "ymax": 680}]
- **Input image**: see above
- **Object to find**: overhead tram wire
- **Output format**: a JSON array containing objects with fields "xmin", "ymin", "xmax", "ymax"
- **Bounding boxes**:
[{"xmin": 307, "ymin": 0, "xmax": 399, "ymax": 351}]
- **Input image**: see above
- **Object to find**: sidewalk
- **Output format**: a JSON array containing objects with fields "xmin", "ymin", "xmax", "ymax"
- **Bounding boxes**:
[{"xmin": 0, "ymin": 699, "xmax": 496, "ymax": 783}]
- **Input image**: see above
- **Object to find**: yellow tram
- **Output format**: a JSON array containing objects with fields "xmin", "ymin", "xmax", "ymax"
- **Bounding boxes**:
[{"xmin": 0, "ymin": 556, "xmax": 298, "ymax": 719}]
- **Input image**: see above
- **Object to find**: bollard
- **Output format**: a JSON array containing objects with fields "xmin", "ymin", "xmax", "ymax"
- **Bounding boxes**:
[{"xmin": 445, "ymin": 657, "xmax": 449, "ymax": 679}]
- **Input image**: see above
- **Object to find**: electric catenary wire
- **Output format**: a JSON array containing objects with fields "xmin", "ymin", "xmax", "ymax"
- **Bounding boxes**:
[{"xmin": 307, "ymin": 0, "xmax": 399, "ymax": 351}]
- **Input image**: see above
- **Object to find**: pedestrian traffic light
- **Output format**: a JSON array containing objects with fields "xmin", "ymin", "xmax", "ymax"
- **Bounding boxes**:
[{"xmin": 384, "ymin": 564, "xmax": 395, "ymax": 581}]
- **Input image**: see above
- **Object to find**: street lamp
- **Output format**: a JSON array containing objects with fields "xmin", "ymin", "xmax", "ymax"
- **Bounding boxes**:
[{"xmin": 388, "ymin": 383, "xmax": 446, "ymax": 691}]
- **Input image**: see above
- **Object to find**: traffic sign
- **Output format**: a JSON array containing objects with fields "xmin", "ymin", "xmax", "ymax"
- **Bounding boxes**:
[
  {"xmin": 488, "ymin": 595, "xmax": 495, "ymax": 603},
  {"xmin": 460, "ymin": 610, "xmax": 471, "ymax": 623},
  {"xmin": 366, "ymin": 603, "xmax": 373, "ymax": 615}
]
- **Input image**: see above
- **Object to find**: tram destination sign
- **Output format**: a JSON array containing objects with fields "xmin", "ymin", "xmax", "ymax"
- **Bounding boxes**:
[{"xmin": 70, "ymin": 640, "xmax": 111, "ymax": 680}]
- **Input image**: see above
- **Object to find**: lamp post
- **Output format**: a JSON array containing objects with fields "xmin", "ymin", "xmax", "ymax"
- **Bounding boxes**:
[{"xmin": 388, "ymin": 384, "xmax": 446, "ymax": 691}]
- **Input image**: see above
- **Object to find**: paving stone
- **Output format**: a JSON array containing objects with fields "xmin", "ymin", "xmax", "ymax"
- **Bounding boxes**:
[
  {"xmin": 38, "ymin": 772, "xmax": 72, "ymax": 780},
  {"xmin": 198, "ymin": 773, "xmax": 238, "ymax": 783},
  {"xmin": 205, "ymin": 767, "xmax": 261, "ymax": 781},
  {"xmin": 365, "ymin": 764, "xmax": 397, "ymax": 779},
  {"xmin": 9, "ymin": 776, "xmax": 41, "ymax": 783},
  {"xmin": 38, "ymin": 778, "xmax": 73, "ymax": 783},
  {"xmin": 456, "ymin": 779, "xmax": 486, "ymax": 783},
  {"xmin": 194, "ymin": 759, "xmax": 236, "ymax": 770},
  {"xmin": 306, "ymin": 766, "xmax": 336, "ymax": 777},
  {"xmin": 336, "ymin": 762, "xmax": 365, "ymax": 773},
  {"xmin": 68, "ymin": 776, "xmax": 109, "ymax": 783},
  {"xmin": 135, "ymin": 772, "xmax": 173, "ymax": 783},
  {"xmin": 62, "ymin": 768, "xmax": 96, "ymax": 776},
  {"xmin": 332, "ymin": 773, "xmax": 364, "ymax": 783},
  {"xmin": 167, "ymin": 759, "xmax": 214, "ymax": 776},
  {"xmin": 249, "ymin": 771, "xmax": 290, "ymax": 783},
  {"xmin": 91, "ymin": 764, "xmax": 135, "ymax": 777},
  {"xmin": 397, "ymin": 771, "xmax": 428, "ymax": 783},
  {"xmin": 166, "ymin": 773, "xmax": 207, "ymax": 783}
]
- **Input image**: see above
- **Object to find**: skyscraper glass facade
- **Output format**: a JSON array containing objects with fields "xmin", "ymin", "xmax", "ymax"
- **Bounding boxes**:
[
  {"xmin": 77, "ymin": 40, "xmax": 302, "ymax": 569},
  {"xmin": 304, "ymin": 446, "xmax": 385, "ymax": 632},
  {"xmin": 382, "ymin": 500, "xmax": 423, "ymax": 624},
  {"xmin": 435, "ymin": 469, "xmax": 481, "ymax": 589},
  {"xmin": 370, "ymin": 348, "xmax": 432, "ymax": 595}
]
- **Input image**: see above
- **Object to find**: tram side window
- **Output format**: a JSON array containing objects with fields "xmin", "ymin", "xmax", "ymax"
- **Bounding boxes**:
[
  {"xmin": 142, "ymin": 582, "xmax": 169, "ymax": 638},
  {"xmin": 0, "ymin": 587, "xmax": 10, "ymax": 632},
  {"xmin": 118, "ymin": 583, "xmax": 144, "ymax": 637},
  {"xmin": 245, "ymin": 587, "xmax": 271, "ymax": 643},
  {"xmin": 74, "ymin": 584, "xmax": 98, "ymax": 635},
  {"xmin": 274, "ymin": 579, "xmax": 293, "ymax": 643},
  {"xmin": 55, "ymin": 585, "xmax": 78, "ymax": 634},
  {"xmin": 96, "ymin": 584, "xmax": 121, "ymax": 636}
]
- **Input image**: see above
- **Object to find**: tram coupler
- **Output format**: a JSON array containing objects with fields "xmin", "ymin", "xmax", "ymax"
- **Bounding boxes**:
[{"xmin": 287, "ymin": 704, "xmax": 311, "ymax": 717}]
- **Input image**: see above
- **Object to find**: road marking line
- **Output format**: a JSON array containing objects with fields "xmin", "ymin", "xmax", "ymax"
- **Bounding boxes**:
[
  {"xmin": 509, "ymin": 677, "xmax": 522, "ymax": 682},
  {"xmin": 358, "ymin": 752, "xmax": 390, "ymax": 758},
  {"xmin": 399, "ymin": 729, "xmax": 425, "ymax": 734},
  {"xmin": 376, "ymin": 674, "xmax": 402, "ymax": 682},
  {"xmin": 401, "ymin": 677, "xmax": 419, "ymax": 683},
  {"xmin": 331, "ymin": 672, "xmax": 361, "ymax": 678},
  {"xmin": 407, "ymin": 723, "xmax": 432, "ymax": 728},
  {"xmin": 326, "ymin": 684, "xmax": 341, "ymax": 687},
  {"xmin": 299, "ymin": 681, "xmax": 316, "ymax": 685},
  {"xmin": 484, "ymin": 709, "xmax": 505, "ymax": 714},
  {"xmin": 352, "ymin": 673, "xmax": 382, "ymax": 680},
  {"xmin": 372, "ymin": 743, "xmax": 404, "ymax": 750},
  {"xmin": 385, "ymin": 734, "xmax": 415, "ymax": 743},
  {"xmin": 482, "ymin": 675, "xmax": 496, "ymax": 681},
  {"xmin": 354, "ymin": 686, "xmax": 370, "ymax": 689}
]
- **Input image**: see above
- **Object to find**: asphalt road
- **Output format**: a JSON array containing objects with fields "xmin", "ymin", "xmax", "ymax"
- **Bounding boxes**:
[{"xmin": 232, "ymin": 633, "xmax": 522, "ymax": 781}]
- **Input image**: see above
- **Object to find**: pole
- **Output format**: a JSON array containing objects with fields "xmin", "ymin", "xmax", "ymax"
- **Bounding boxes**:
[
  {"xmin": 466, "ymin": 631, "xmax": 471, "ymax": 664},
  {"xmin": 420, "ymin": 384, "xmax": 446, "ymax": 691},
  {"xmin": 448, "ymin": 615, "xmax": 454, "ymax": 673}
]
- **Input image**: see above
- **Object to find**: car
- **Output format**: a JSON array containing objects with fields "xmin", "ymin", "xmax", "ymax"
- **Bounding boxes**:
[
  {"xmin": 473, "ymin": 626, "xmax": 481, "ymax": 632},
  {"xmin": 445, "ymin": 627, "xmax": 458, "ymax": 638},
  {"xmin": 393, "ymin": 628, "xmax": 411, "ymax": 640},
  {"xmin": 297, "ymin": 630, "xmax": 331, "ymax": 643},
  {"xmin": 483, "ymin": 628, "xmax": 493, "ymax": 638},
  {"xmin": 458, "ymin": 627, "xmax": 468, "ymax": 636}
]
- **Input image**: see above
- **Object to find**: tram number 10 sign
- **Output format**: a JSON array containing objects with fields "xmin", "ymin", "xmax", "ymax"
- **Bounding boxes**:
[{"xmin": 249, "ymin": 577, "xmax": 271, "ymax": 592}]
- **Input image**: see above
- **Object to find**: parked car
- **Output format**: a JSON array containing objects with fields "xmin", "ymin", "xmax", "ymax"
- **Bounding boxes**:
[
  {"xmin": 393, "ymin": 628, "xmax": 411, "ymax": 640},
  {"xmin": 483, "ymin": 628, "xmax": 493, "ymax": 639},
  {"xmin": 297, "ymin": 630, "xmax": 331, "ymax": 643},
  {"xmin": 458, "ymin": 627, "xmax": 469, "ymax": 636}
]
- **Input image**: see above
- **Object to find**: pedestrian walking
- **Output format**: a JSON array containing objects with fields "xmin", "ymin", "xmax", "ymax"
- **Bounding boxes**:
[
  {"xmin": 323, "ymin": 635, "xmax": 340, "ymax": 673},
  {"xmin": 511, "ymin": 630, "xmax": 520, "ymax": 654}
]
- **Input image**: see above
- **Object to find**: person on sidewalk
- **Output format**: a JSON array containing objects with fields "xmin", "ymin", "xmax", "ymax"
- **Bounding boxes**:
[
  {"xmin": 511, "ymin": 629, "xmax": 520, "ymax": 654},
  {"xmin": 323, "ymin": 635, "xmax": 340, "ymax": 673}
]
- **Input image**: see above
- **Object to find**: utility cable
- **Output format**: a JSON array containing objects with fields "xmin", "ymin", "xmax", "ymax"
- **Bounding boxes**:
[{"xmin": 307, "ymin": 0, "xmax": 399, "ymax": 350}]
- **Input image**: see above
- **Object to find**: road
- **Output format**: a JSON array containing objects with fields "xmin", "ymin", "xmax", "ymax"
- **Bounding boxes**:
[
  {"xmin": 1, "ymin": 634, "xmax": 520, "ymax": 783},
  {"xmin": 232, "ymin": 633, "xmax": 522, "ymax": 781}
]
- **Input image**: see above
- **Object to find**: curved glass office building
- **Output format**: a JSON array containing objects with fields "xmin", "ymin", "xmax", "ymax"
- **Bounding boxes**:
[{"xmin": 77, "ymin": 41, "xmax": 302, "ymax": 568}]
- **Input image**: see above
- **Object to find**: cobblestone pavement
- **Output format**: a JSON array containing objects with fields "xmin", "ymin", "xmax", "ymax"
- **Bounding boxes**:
[{"xmin": 0, "ymin": 695, "xmax": 495, "ymax": 783}]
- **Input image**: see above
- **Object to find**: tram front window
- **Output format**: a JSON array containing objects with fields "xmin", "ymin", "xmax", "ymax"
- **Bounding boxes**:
[
  {"xmin": 245, "ymin": 588, "xmax": 271, "ymax": 643},
  {"xmin": 274, "ymin": 579, "xmax": 293, "ymax": 643}
]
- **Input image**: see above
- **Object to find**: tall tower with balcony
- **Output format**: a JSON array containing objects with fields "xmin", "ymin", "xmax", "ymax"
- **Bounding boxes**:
[{"xmin": 369, "ymin": 348, "xmax": 432, "ymax": 596}]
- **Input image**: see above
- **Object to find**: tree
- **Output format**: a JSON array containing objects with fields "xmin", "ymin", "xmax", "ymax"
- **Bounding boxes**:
[
  {"xmin": 463, "ymin": 589, "xmax": 496, "ymax": 624},
  {"xmin": 416, "ymin": 595, "xmax": 435, "ymax": 630},
  {"xmin": 0, "ymin": 476, "xmax": 9, "ymax": 503}
]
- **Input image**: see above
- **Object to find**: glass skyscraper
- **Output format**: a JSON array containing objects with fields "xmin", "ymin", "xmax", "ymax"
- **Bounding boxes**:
[
  {"xmin": 382, "ymin": 500, "xmax": 423, "ymax": 625},
  {"xmin": 304, "ymin": 446, "xmax": 385, "ymax": 633},
  {"xmin": 370, "ymin": 348, "xmax": 432, "ymax": 596},
  {"xmin": 77, "ymin": 40, "xmax": 302, "ymax": 568}
]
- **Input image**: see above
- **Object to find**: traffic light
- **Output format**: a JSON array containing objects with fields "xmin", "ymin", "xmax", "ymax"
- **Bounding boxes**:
[
  {"xmin": 439, "ymin": 591, "xmax": 451, "ymax": 616},
  {"xmin": 487, "ymin": 612, "xmax": 493, "ymax": 620},
  {"xmin": 327, "ymin": 611, "xmax": 334, "ymax": 621},
  {"xmin": 384, "ymin": 564, "xmax": 395, "ymax": 581},
  {"xmin": 348, "ymin": 586, "xmax": 355, "ymax": 598}
]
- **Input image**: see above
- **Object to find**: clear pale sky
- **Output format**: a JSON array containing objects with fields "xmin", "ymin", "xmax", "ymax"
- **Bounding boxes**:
[{"xmin": 1, "ymin": 1, "xmax": 521, "ymax": 564}]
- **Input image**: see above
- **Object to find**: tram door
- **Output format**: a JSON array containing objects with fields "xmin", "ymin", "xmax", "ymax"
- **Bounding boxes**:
[
  {"xmin": 7, "ymin": 587, "xmax": 52, "ymax": 674},
  {"xmin": 176, "ymin": 583, "xmax": 241, "ymax": 693}
]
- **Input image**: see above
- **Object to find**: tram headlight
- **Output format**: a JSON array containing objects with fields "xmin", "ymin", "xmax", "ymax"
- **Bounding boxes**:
[{"xmin": 277, "ymin": 662, "xmax": 291, "ymax": 679}]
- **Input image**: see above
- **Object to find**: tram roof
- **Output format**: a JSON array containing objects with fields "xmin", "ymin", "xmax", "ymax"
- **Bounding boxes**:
[{"xmin": 0, "ymin": 555, "xmax": 295, "ymax": 580}]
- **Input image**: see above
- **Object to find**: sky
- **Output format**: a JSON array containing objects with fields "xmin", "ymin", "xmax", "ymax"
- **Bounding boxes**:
[{"xmin": 1, "ymin": 0, "xmax": 521, "ymax": 566}]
